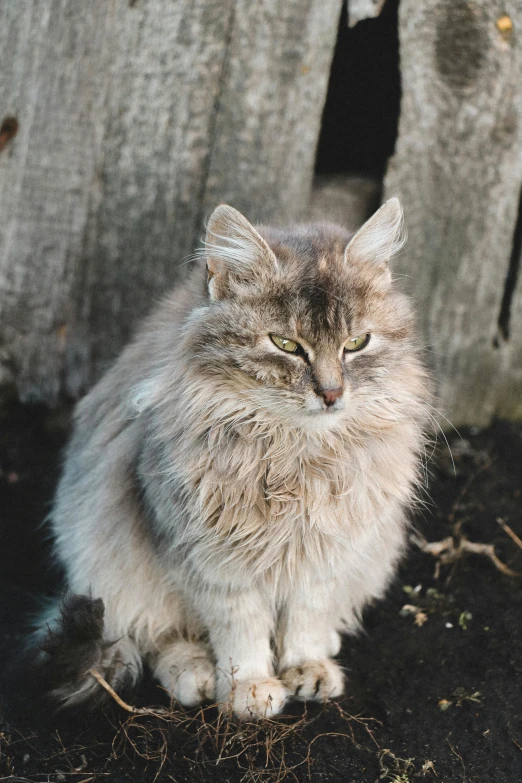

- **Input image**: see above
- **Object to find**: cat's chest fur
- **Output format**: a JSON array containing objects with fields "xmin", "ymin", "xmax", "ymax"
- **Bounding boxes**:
[{"xmin": 166, "ymin": 420, "xmax": 414, "ymax": 590}]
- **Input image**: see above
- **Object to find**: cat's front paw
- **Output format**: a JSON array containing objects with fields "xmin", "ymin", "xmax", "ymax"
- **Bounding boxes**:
[
  {"xmin": 281, "ymin": 659, "xmax": 344, "ymax": 702},
  {"xmin": 154, "ymin": 642, "xmax": 216, "ymax": 707},
  {"xmin": 171, "ymin": 658, "xmax": 216, "ymax": 707},
  {"xmin": 220, "ymin": 677, "xmax": 289, "ymax": 719}
]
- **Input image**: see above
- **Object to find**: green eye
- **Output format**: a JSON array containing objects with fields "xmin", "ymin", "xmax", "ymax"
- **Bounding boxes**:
[
  {"xmin": 344, "ymin": 334, "xmax": 370, "ymax": 352},
  {"xmin": 270, "ymin": 334, "xmax": 300, "ymax": 353}
]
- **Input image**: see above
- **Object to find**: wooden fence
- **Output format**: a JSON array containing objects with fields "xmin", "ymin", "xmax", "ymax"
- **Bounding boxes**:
[
  {"xmin": 385, "ymin": 0, "xmax": 522, "ymax": 425},
  {"xmin": 0, "ymin": 0, "xmax": 521, "ymax": 426}
]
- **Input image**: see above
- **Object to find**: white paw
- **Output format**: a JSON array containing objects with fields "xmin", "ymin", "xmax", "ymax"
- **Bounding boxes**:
[
  {"xmin": 171, "ymin": 657, "xmax": 216, "ymax": 707},
  {"xmin": 220, "ymin": 677, "xmax": 289, "ymax": 719},
  {"xmin": 154, "ymin": 642, "xmax": 216, "ymax": 707},
  {"xmin": 281, "ymin": 659, "xmax": 344, "ymax": 702}
]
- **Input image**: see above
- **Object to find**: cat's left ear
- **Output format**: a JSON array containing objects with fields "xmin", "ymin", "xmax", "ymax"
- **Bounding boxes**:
[
  {"xmin": 204, "ymin": 205, "xmax": 279, "ymax": 300},
  {"xmin": 344, "ymin": 197, "xmax": 405, "ymax": 284}
]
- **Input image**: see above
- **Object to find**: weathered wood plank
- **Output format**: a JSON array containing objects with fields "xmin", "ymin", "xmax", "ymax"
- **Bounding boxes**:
[
  {"xmin": 68, "ymin": 0, "xmax": 233, "ymax": 395},
  {"xmin": 0, "ymin": 1, "xmax": 115, "ymax": 402},
  {"xmin": 1, "ymin": 0, "xmax": 342, "ymax": 403},
  {"xmin": 0, "ymin": 0, "xmax": 232, "ymax": 402},
  {"xmin": 385, "ymin": 0, "xmax": 522, "ymax": 426},
  {"xmin": 203, "ymin": 0, "xmax": 343, "ymax": 223}
]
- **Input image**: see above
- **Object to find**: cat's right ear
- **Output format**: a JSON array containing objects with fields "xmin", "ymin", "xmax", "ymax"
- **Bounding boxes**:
[
  {"xmin": 344, "ymin": 197, "xmax": 405, "ymax": 285},
  {"xmin": 204, "ymin": 205, "xmax": 279, "ymax": 300}
]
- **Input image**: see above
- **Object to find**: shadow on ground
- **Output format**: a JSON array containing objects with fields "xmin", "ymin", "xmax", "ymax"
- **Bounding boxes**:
[{"xmin": 0, "ymin": 401, "xmax": 521, "ymax": 782}]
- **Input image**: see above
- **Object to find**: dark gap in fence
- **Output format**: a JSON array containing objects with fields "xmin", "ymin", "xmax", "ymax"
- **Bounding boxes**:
[
  {"xmin": 495, "ymin": 183, "xmax": 522, "ymax": 346},
  {"xmin": 0, "ymin": 116, "xmax": 19, "ymax": 153},
  {"xmin": 314, "ymin": 0, "xmax": 400, "ymax": 178}
]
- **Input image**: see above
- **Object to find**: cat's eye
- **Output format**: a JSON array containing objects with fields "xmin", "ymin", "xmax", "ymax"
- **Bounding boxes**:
[
  {"xmin": 344, "ymin": 334, "xmax": 370, "ymax": 353},
  {"xmin": 270, "ymin": 334, "xmax": 300, "ymax": 353}
]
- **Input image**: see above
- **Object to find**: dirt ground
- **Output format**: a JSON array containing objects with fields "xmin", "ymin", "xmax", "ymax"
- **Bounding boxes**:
[{"xmin": 0, "ymin": 401, "xmax": 521, "ymax": 783}]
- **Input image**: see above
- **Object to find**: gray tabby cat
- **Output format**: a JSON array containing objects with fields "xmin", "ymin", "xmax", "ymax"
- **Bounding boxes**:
[{"xmin": 35, "ymin": 198, "xmax": 430, "ymax": 718}]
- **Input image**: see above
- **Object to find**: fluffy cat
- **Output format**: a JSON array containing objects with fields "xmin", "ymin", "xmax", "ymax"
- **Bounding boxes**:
[{"xmin": 34, "ymin": 198, "xmax": 430, "ymax": 718}]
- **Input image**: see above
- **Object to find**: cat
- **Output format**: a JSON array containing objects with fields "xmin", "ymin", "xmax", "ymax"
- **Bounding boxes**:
[{"xmin": 33, "ymin": 198, "xmax": 431, "ymax": 719}]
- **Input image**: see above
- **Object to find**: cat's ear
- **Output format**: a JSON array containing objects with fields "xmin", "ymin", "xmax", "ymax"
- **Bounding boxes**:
[
  {"xmin": 204, "ymin": 205, "xmax": 279, "ymax": 300},
  {"xmin": 344, "ymin": 197, "xmax": 405, "ymax": 283}
]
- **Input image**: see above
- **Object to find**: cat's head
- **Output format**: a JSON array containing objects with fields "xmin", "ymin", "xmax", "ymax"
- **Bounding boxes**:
[{"xmin": 188, "ymin": 200, "xmax": 425, "ymax": 432}]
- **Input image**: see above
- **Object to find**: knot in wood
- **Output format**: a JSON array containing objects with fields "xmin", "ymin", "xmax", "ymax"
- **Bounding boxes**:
[{"xmin": 435, "ymin": 1, "xmax": 488, "ymax": 92}]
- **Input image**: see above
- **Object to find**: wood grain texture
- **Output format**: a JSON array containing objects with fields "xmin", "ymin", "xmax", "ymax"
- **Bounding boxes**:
[
  {"xmin": 0, "ymin": 0, "xmax": 231, "ymax": 401},
  {"xmin": 385, "ymin": 0, "xmax": 522, "ymax": 426},
  {"xmin": 0, "ymin": 0, "xmax": 342, "ymax": 402},
  {"xmin": 68, "ymin": 0, "xmax": 233, "ymax": 395},
  {"xmin": 0, "ymin": 1, "xmax": 114, "ymax": 402},
  {"xmin": 203, "ymin": 0, "xmax": 343, "ymax": 223}
]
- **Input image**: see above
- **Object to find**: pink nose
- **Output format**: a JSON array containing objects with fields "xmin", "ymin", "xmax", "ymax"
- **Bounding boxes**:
[{"xmin": 317, "ymin": 387, "xmax": 343, "ymax": 407}]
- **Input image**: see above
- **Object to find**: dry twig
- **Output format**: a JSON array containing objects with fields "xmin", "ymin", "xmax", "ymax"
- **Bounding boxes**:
[
  {"xmin": 88, "ymin": 669, "xmax": 170, "ymax": 717},
  {"xmin": 412, "ymin": 532, "xmax": 522, "ymax": 579},
  {"xmin": 412, "ymin": 449, "xmax": 522, "ymax": 578},
  {"xmin": 497, "ymin": 517, "xmax": 522, "ymax": 551}
]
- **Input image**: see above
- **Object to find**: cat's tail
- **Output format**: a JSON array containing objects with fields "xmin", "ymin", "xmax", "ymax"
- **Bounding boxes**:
[{"xmin": 31, "ymin": 594, "xmax": 142, "ymax": 708}]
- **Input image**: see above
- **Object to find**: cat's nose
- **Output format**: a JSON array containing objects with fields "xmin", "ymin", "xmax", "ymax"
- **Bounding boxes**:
[{"xmin": 317, "ymin": 387, "xmax": 343, "ymax": 407}]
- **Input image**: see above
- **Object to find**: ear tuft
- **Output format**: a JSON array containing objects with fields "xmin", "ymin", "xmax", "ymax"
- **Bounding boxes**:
[
  {"xmin": 204, "ymin": 205, "xmax": 278, "ymax": 300},
  {"xmin": 344, "ymin": 197, "xmax": 406, "ymax": 269}
]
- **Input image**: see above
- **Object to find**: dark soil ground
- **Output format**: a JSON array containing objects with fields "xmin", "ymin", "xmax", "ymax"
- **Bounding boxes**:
[{"xmin": 0, "ymin": 401, "xmax": 521, "ymax": 783}]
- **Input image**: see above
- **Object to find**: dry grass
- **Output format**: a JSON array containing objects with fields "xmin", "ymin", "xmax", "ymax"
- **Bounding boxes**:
[
  {"xmin": 111, "ymin": 701, "xmax": 379, "ymax": 782},
  {"xmin": 81, "ymin": 670, "xmax": 381, "ymax": 783}
]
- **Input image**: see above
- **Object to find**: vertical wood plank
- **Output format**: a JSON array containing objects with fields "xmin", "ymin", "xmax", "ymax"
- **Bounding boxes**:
[
  {"xmin": 203, "ymin": 0, "xmax": 343, "ymax": 223},
  {"xmin": 0, "ymin": 0, "xmax": 233, "ymax": 401},
  {"xmin": 1, "ymin": 0, "xmax": 341, "ymax": 402},
  {"xmin": 67, "ymin": 0, "xmax": 233, "ymax": 394},
  {"xmin": 385, "ymin": 0, "xmax": 522, "ymax": 426},
  {"xmin": 0, "ymin": 0, "xmax": 116, "ymax": 402}
]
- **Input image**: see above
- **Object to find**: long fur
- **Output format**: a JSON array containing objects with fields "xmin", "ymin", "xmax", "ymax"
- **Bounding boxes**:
[{"xmin": 33, "ymin": 201, "xmax": 431, "ymax": 717}]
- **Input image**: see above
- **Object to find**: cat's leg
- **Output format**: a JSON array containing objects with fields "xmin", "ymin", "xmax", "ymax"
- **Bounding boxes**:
[
  {"xmin": 152, "ymin": 638, "xmax": 216, "ymax": 707},
  {"xmin": 192, "ymin": 588, "xmax": 288, "ymax": 719},
  {"xmin": 41, "ymin": 426, "xmax": 201, "ymax": 706},
  {"xmin": 277, "ymin": 581, "xmax": 345, "ymax": 702}
]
